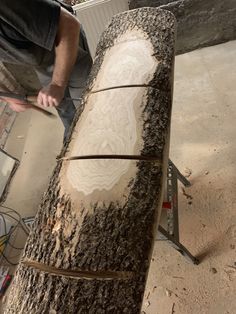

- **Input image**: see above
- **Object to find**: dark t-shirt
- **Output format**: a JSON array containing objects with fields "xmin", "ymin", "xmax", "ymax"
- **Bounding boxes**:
[{"xmin": 0, "ymin": 0, "xmax": 75, "ymax": 66}]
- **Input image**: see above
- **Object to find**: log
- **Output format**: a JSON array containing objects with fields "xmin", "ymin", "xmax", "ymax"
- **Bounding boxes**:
[
  {"xmin": 129, "ymin": 0, "xmax": 236, "ymax": 54},
  {"xmin": 5, "ymin": 8, "xmax": 176, "ymax": 314}
]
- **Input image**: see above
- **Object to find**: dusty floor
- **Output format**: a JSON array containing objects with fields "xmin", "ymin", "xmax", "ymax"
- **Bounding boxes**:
[
  {"xmin": 1, "ymin": 40, "xmax": 236, "ymax": 313},
  {"xmin": 142, "ymin": 40, "xmax": 236, "ymax": 314},
  {"xmin": 0, "ymin": 107, "xmax": 64, "ymax": 269}
]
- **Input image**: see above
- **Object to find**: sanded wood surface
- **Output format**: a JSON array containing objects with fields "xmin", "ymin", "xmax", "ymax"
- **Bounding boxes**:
[{"xmin": 5, "ymin": 8, "xmax": 175, "ymax": 314}]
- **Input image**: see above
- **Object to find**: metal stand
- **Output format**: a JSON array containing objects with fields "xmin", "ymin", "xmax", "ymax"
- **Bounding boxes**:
[{"xmin": 157, "ymin": 160, "xmax": 199, "ymax": 265}]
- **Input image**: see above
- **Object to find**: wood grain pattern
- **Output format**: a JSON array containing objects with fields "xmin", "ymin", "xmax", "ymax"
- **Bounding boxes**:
[{"xmin": 5, "ymin": 8, "xmax": 176, "ymax": 314}]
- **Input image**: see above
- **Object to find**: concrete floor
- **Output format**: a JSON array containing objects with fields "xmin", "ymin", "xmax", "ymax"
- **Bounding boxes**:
[
  {"xmin": 1, "ymin": 107, "xmax": 64, "ymax": 267},
  {"xmin": 1, "ymin": 40, "xmax": 236, "ymax": 313},
  {"xmin": 4, "ymin": 109, "xmax": 63, "ymax": 217}
]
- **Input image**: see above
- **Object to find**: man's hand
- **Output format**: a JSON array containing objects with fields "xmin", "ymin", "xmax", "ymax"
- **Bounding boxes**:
[
  {"xmin": 37, "ymin": 83, "xmax": 65, "ymax": 107},
  {"xmin": 36, "ymin": 8, "xmax": 80, "ymax": 109}
]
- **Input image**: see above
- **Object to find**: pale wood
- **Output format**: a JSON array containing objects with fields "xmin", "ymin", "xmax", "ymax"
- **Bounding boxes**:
[{"xmin": 5, "ymin": 8, "xmax": 176, "ymax": 314}]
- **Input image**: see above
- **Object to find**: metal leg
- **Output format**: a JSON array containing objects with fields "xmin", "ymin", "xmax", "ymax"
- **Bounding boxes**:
[
  {"xmin": 157, "ymin": 159, "xmax": 200, "ymax": 265},
  {"xmin": 158, "ymin": 225, "xmax": 199, "ymax": 265},
  {"xmin": 169, "ymin": 159, "xmax": 191, "ymax": 187},
  {"xmin": 167, "ymin": 161, "xmax": 179, "ymax": 241}
]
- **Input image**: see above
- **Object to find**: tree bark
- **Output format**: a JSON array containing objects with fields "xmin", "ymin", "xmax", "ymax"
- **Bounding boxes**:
[
  {"xmin": 129, "ymin": 0, "xmax": 236, "ymax": 54},
  {"xmin": 5, "ymin": 8, "xmax": 176, "ymax": 314}
]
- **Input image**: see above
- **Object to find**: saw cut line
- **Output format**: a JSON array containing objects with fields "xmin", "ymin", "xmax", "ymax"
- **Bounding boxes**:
[
  {"xmin": 59, "ymin": 154, "xmax": 163, "ymax": 163},
  {"xmin": 22, "ymin": 260, "xmax": 135, "ymax": 281},
  {"xmin": 90, "ymin": 84, "xmax": 162, "ymax": 94}
]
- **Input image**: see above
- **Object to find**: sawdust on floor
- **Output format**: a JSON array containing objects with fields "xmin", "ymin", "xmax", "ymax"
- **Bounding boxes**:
[{"xmin": 141, "ymin": 40, "xmax": 236, "ymax": 314}]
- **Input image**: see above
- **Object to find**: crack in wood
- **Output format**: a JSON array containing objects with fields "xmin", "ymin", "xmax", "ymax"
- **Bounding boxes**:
[
  {"xmin": 90, "ymin": 84, "xmax": 160, "ymax": 94},
  {"xmin": 22, "ymin": 260, "xmax": 135, "ymax": 281},
  {"xmin": 59, "ymin": 154, "xmax": 163, "ymax": 163}
]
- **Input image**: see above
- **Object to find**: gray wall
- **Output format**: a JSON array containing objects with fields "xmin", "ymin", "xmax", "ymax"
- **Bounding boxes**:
[{"xmin": 129, "ymin": 0, "xmax": 236, "ymax": 54}]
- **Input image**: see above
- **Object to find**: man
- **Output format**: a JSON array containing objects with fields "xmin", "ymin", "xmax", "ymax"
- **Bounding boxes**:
[{"xmin": 0, "ymin": 0, "xmax": 93, "ymax": 141}]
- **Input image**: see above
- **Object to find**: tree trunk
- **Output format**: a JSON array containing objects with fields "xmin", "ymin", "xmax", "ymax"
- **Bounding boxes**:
[
  {"xmin": 5, "ymin": 8, "xmax": 175, "ymax": 314},
  {"xmin": 129, "ymin": 0, "xmax": 236, "ymax": 54}
]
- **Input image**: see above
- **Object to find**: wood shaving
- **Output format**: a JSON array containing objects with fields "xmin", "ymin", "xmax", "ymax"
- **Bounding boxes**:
[{"xmin": 181, "ymin": 187, "xmax": 193, "ymax": 200}]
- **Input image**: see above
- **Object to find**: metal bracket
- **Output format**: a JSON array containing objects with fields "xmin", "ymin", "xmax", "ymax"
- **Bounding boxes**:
[{"xmin": 157, "ymin": 159, "xmax": 199, "ymax": 265}]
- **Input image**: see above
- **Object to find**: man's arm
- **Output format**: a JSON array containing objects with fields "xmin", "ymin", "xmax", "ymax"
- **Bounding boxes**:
[{"xmin": 37, "ymin": 7, "xmax": 80, "ymax": 108}]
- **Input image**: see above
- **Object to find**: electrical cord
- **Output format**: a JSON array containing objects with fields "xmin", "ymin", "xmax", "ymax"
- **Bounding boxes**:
[
  {"xmin": 0, "ymin": 235, "xmax": 7, "ymax": 247},
  {"xmin": 6, "ymin": 241, "xmax": 24, "ymax": 250},
  {"xmin": 0, "ymin": 205, "xmax": 30, "ymax": 235},
  {"xmin": 0, "ymin": 205, "xmax": 30, "ymax": 266},
  {"xmin": 0, "ymin": 235, "xmax": 24, "ymax": 250},
  {"xmin": 0, "ymin": 213, "xmax": 7, "ymax": 235},
  {"xmin": 0, "ymin": 205, "xmax": 30, "ymax": 234},
  {"xmin": 0, "ymin": 250, "xmax": 19, "ymax": 266},
  {"xmin": 0, "ymin": 212, "xmax": 22, "ymax": 252}
]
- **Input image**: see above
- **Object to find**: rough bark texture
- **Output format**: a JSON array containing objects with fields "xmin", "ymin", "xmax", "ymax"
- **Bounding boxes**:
[
  {"xmin": 5, "ymin": 8, "xmax": 175, "ymax": 314},
  {"xmin": 129, "ymin": 0, "xmax": 236, "ymax": 54}
]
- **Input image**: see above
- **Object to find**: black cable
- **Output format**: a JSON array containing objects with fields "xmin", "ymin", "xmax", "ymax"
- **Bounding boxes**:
[
  {"xmin": 0, "ymin": 206, "xmax": 30, "ymax": 235},
  {"xmin": 7, "ymin": 241, "xmax": 24, "ymax": 250},
  {"xmin": 0, "ymin": 204, "xmax": 23, "ymax": 217},
  {"xmin": 0, "ymin": 211, "xmax": 21, "ymax": 226},
  {"xmin": 0, "ymin": 213, "xmax": 7, "ymax": 235},
  {"xmin": 0, "ymin": 212, "xmax": 22, "ymax": 239},
  {"xmin": 0, "ymin": 213, "xmax": 22, "ymax": 247},
  {"xmin": 0, "ymin": 214, "xmax": 10, "ymax": 251},
  {"xmin": 0, "ymin": 236, "xmax": 7, "ymax": 247},
  {"xmin": 0, "ymin": 250, "xmax": 18, "ymax": 266},
  {"xmin": 0, "ymin": 206, "xmax": 29, "ymax": 266},
  {"xmin": 1, "ymin": 230, "xmax": 25, "ymax": 250},
  {"xmin": 0, "ymin": 209, "xmax": 27, "ymax": 252}
]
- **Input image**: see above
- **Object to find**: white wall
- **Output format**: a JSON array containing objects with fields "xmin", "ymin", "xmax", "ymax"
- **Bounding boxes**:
[{"xmin": 73, "ymin": 0, "xmax": 129, "ymax": 58}]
